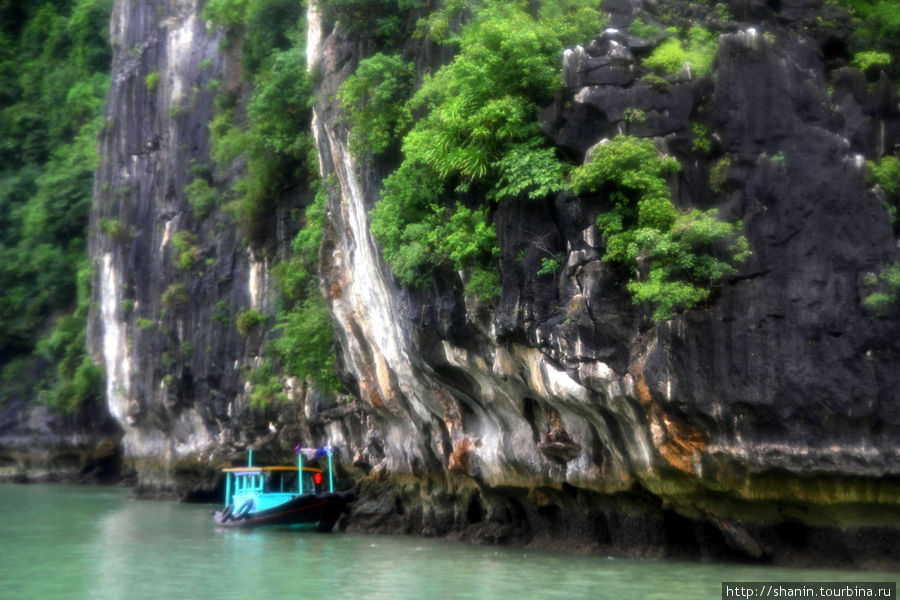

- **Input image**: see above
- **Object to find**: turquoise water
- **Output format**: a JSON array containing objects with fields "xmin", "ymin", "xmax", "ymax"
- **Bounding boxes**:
[{"xmin": 0, "ymin": 484, "xmax": 895, "ymax": 600}]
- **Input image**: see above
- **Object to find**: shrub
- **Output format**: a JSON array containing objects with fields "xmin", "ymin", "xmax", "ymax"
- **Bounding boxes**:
[
  {"xmin": 136, "ymin": 317, "xmax": 156, "ymax": 331},
  {"xmin": 571, "ymin": 136, "xmax": 748, "ymax": 320},
  {"xmin": 644, "ymin": 25, "xmax": 717, "ymax": 77},
  {"xmin": 185, "ymin": 177, "xmax": 218, "ymax": 217},
  {"xmin": 851, "ymin": 50, "xmax": 891, "ymax": 72},
  {"xmin": 161, "ymin": 283, "xmax": 188, "ymax": 308},
  {"xmin": 371, "ymin": 4, "xmax": 570, "ymax": 297},
  {"xmin": 692, "ymin": 123, "xmax": 712, "ymax": 154},
  {"xmin": 709, "ymin": 157, "xmax": 732, "ymax": 193},
  {"xmin": 629, "ymin": 17, "xmax": 661, "ymax": 39},
  {"xmin": 867, "ymin": 155, "xmax": 900, "ymax": 195},
  {"xmin": 864, "ymin": 262, "xmax": 900, "ymax": 313},
  {"xmin": 236, "ymin": 308, "xmax": 265, "ymax": 334},
  {"xmin": 171, "ymin": 231, "xmax": 201, "ymax": 271},
  {"xmin": 144, "ymin": 69, "xmax": 159, "ymax": 91},
  {"xmin": 338, "ymin": 53, "xmax": 414, "ymax": 156}
]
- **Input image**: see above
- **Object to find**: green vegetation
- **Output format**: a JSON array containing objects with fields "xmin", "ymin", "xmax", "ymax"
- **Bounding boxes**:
[
  {"xmin": 171, "ymin": 231, "xmax": 201, "ymax": 271},
  {"xmin": 867, "ymin": 155, "xmax": 900, "ymax": 225},
  {"xmin": 209, "ymin": 42, "xmax": 314, "ymax": 241},
  {"xmin": 136, "ymin": 317, "xmax": 156, "ymax": 331},
  {"xmin": 247, "ymin": 360, "xmax": 288, "ymax": 409},
  {"xmin": 184, "ymin": 177, "xmax": 218, "ymax": 217},
  {"xmin": 144, "ymin": 69, "xmax": 159, "ymax": 91},
  {"xmin": 851, "ymin": 50, "xmax": 891, "ymax": 73},
  {"xmin": 623, "ymin": 107, "xmax": 647, "ymax": 124},
  {"xmin": 571, "ymin": 136, "xmax": 749, "ymax": 321},
  {"xmin": 864, "ymin": 262, "xmax": 900, "ymax": 313},
  {"xmin": 370, "ymin": 1, "xmax": 579, "ymax": 299},
  {"xmin": 0, "ymin": 0, "xmax": 113, "ymax": 411},
  {"xmin": 629, "ymin": 17, "xmax": 661, "ymax": 39},
  {"xmin": 692, "ymin": 123, "xmax": 712, "ymax": 154},
  {"xmin": 841, "ymin": 0, "xmax": 900, "ymax": 80},
  {"xmin": 161, "ymin": 283, "xmax": 188, "ymax": 308},
  {"xmin": 271, "ymin": 187, "xmax": 341, "ymax": 393},
  {"xmin": 205, "ymin": 3, "xmax": 341, "ymax": 395},
  {"xmin": 709, "ymin": 157, "xmax": 732, "ymax": 193},
  {"xmin": 236, "ymin": 308, "xmax": 265, "ymax": 334},
  {"xmin": 868, "ymin": 156, "xmax": 900, "ymax": 195},
  {"xmin": 338, "ymin": 53, "xmax": 413, "ymax": 156},
  {"xmin": 643, "ymin": 26, "xmax": 717, "ymax": 77}
]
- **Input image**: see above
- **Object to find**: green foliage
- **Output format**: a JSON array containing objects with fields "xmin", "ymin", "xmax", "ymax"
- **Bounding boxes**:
[
  {"xmin": 99, "ymin": 217, "xmax": 126, "ymax": 242},
  {"xmin": 841, "ymin": 0, "xmax": 900, "ymax": 81},
  {"xmin": 185, "ymin": 177, "xmax": 218, "ymax": 217},
  {"xmin": 629, "ymin": 17, "xmax": 661, "ymax": 39},
  {"xmin": 339, "ymin": 53, "xmax": 414, "ymax": 156},
  {"xmin": 0, "ymin": 0, "xmax": 112, "ymax": 410},
  {"xmin": 315, "ymin": 0, "xmax": 427, "ymax": 47},
  {"xmin": 643, "ymin": 25, "xmax": 717, "ymax": 77},
  {"xmin": 204, "ymin": 0, "xmax": 304, "ymax": 74},
  {"xmin": 211, "ymin": 41, "xmax": 315, "ymax": 242},
  {"xmin": 144, "ymin": 69, "xmax": 159, "ymax": 91},
  {"xmin": 171, "ymin": 231, "xmax": 201, "ymax": 271},
  {"xmin": 236, "ymin": 308, "xmax": 265, "ymax": 334},
  {"xmin": 537, "ymin": 253, "xmax": 564, "ymax": 276},
  {"xmin": 624, "ymin": 107, "xmax": 646, "ymax": 124},
  {"xmin": 136, "ymin": 317, "xmax": 156, "ymax": 331},
  {"xmin": 571, "ymin": 136, "xmax": 748, "ymax": 320},
  {"xmin": 490, "ymin": 138, "xmax": 568, "ymax": 201},
  {"xmin": 863, "ymin": 262, "xmax": 900, "ymax": 313},
  {"xmin": 692, "ymin": 122, "xmax": 712, "ymax": 154},
  {"xmin": 868, "ymin": 155, "xmax": 900, "ymax": 194},
  {"xmin": 851, "ymin": 50, "xmax": 891, "ymax": 72},
  {"xmin": 709, "ymin": 157, "xmax": 732, "ymax": 193},
  {"xmin": 626, "ymin": 210, "xmax": 750, "ymax": 321},
  {"xmin": 868, "ymin": 155, "xmax": 900, "ymax": 225},
  {"xmin": 161, "ymin": 283, "xmax": 188, "ymax": 308},
  {"xmin": 371, "ymin": 2, "xmax": 578, "ymax": 297},
  {"xmin": 247, "ymin": 360, "xmax": 287, "ymax": 409},
  {"xmin": 271, "ymin": 187, "xmax": 341, "ymax": 392}
]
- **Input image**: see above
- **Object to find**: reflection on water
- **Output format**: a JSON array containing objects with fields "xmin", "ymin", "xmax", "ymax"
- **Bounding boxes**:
[{"xmin": 0, "ymin": 485, "xmax": 896, "ymax": 600}]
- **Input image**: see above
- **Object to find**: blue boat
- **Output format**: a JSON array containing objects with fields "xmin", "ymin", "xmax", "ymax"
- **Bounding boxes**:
[{"xmin": 213, "ymin": 447, "xmax": 353, "ymax": 531}]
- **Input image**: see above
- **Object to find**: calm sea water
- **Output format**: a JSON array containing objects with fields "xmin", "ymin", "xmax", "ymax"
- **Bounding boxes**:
[{"xmin": 0, "ymin": 484, "xmax": 895, "ymax": 600}]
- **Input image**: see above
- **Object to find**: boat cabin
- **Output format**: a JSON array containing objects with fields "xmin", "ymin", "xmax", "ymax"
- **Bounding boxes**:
[{"xmin": 221, "ymin": 450, "xmax": 335, "ymax": 515}]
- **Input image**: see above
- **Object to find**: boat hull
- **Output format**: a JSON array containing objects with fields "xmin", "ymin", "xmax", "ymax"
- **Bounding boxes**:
[{"xmin": 213, "ymin": 492, "xmax": 353, "ymax": 531}]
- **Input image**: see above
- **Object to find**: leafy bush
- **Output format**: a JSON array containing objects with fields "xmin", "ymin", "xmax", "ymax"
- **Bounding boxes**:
[
  {"xmin": 271, "ymin": 188, "xmax": 341, "ymax": 392},
  {"xmin": 629, "ymin": 17, "xmax": 661, "ymax": 39},
  {"xmin": 571, "ymin": 136, "xmax": 748, "ymax": 320},
  {"xmin": 851, "ymin": 50, "xmax": 891, "ymax": 72},
  {"xmin": 236, "ymin": 308, "xmax": 265, "ymax": 334},
  {"xmin": 211, "ymin": 42, "xmax": 315, "ymax": 242},
  {"xmin": 867, "ymin": 155, "xmax": 899, "ymax": 223},
  {"xmin": 371, "ymin": 2, "xmax": 573, "ymax": 298},
  {"xmin": 868, "ymin": 155, "xmax": 900, "ymax": 195},
  {"xmin": 709, "ymin": 157, "xmax": 732, "ymax": 193},
  {"xmin": 185, "ymin": 177, "xmax": 218, "ymax": 217},
  {"xmin": 692, "ymin": 123, "xmax": 712, "ymax": 154},
  {"xmin": 644, "ymin": 26, "xmax": 717, "ymax": 77},
  {"xmin": 863, "ymin": 262, "xmax": 900, "ymax": 313},
  {"xmin": 338, "ymin": 53, "xmax": 414, "ymax": 156},
  {"xmin": 161, "ymin": 283, "xmax": 188, "ymax": 308},
  {"xmin": 171, "ymin": 231, "xmax": 201, "ymax": 271},
  {"xmin": 144, "ymin": 69, "xmax": 159, "ymax": 91}
]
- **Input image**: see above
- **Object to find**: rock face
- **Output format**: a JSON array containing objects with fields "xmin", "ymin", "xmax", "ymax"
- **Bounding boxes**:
[
  {"xmin": 81, "ymin": 0, "xmax": 900, "ymax": 567},
  {"xmin": 310, "ymin": 3, "xmax": 900, "ymax": 567},
  {"xmin": 85, "ymin": 0, "xmax": 322, "ymax": 494}
]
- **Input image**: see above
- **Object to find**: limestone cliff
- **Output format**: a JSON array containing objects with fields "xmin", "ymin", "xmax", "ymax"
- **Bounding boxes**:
[
  {"xmin": 80, "ymin": 0, "xmax": 900, "ymax": 566},
  {"xmin": 310, "ymin": 0, "xmax": 900, "ymax": 567}
]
